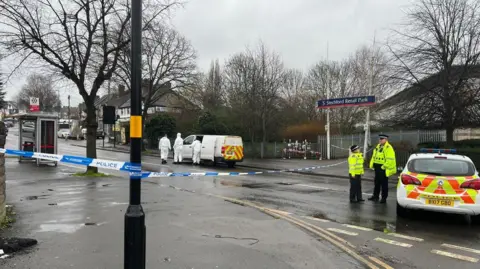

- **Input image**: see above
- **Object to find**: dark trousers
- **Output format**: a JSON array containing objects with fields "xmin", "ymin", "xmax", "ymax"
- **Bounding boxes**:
[
  {"xmin": 349, "ymin": 175, "xmax": 363, "ymax": 201},
  {"xmin": 373, "ymin": 163, "xmax": 388, "ymax": 199}
]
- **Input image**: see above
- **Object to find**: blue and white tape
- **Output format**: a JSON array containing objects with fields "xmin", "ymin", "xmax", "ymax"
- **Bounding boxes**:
[
  {"xmin": 0, "ymin": 147, "xmax": 347, "ymax": 179},
  {"xmin": 141, "ymin": 160, "xmax": 347, "ymax": 178},
  {"xmin": 0, "ymin": 148, "xmax": 133, "ymax": 172}
]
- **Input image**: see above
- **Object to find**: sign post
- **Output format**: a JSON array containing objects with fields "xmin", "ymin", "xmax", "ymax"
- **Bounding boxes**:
[
  {"xmin": 124, "ymin": 0, "xmax": 145, "ymax": 267},
  {"xmin": 317, "ymin": 95, "xmax": 376, "ymax": 158},
  {"xmin": 29, "ymin": 97, "xmax": 40, "ymax": 112}
]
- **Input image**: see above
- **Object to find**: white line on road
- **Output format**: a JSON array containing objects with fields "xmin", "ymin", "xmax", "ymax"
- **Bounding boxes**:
[
  {"xmin": 431, "ymin": 249, "xmax": 478, "ymax": 263},
  {"xmin": 387, "ymin": 233, "xmax": 424, "ymax": 242},
  {"xmin": 342, "ymin": 224, "xmax": 373, "ymax": 231},
  {"xmin": 441, "ymin": 244, "xmax": 480, "ymax": 255},
  {"xmin": 303, "ymin": 216, "xmax": 330, "ymax": 222},
  {"xmin": 327, "ymin": 228, "xmax": 358, "ymax": 236},
  {"xmin": 374, "ymin": 237, "xmax": 412, "ymax": 248}
]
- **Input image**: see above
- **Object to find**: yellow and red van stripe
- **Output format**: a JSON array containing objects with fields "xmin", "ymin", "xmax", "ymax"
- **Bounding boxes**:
[
  {"xmin": 223, "ymin": 145, "xmax": 244, "ymax": 160},
  {"xmin": 401, "ymin": 172, "xmax": 478, "ymax": 204}
]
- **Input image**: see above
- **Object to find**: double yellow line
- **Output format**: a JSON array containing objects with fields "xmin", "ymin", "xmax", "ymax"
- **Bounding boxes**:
[{"xmin": 209, "ymin": 194, "xmax": 393, "ymax": 269}]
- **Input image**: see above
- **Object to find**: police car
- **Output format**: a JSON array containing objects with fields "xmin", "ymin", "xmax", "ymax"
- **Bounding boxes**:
[{"xmin": 396, "ymin": 148, "xmax": 480, "ymax": 221}]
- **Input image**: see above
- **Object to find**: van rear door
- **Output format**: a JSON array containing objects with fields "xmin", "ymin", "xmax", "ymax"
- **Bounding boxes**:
[{"xmin": 222, "ymin": 136, "xmax": 244, "ymax": 161}]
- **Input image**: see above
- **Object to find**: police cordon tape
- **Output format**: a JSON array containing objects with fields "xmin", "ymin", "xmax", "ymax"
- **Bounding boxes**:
[
  {"xmin": 0, "ymin": 147, "xmax": 349, "ymax": 179},
  {"xmin": 0, "ymin": 148, "xmax": 141, "ymax": 174}
]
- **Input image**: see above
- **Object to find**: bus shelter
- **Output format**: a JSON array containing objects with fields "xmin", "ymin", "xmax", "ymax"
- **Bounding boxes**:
[{"xmin": 13, "ymin": 112, "xmax": 59, "ymax": 166}]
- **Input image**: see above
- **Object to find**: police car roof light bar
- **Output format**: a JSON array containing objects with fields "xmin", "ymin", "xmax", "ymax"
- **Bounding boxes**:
[{"xmin": 419, "ymin": 148, "xmax": 457, "ymax": 154}]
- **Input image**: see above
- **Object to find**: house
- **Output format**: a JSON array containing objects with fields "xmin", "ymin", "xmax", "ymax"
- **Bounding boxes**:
[{"xmin": 103, "ymin": 81, "xmax": 198, "ymax": 143}]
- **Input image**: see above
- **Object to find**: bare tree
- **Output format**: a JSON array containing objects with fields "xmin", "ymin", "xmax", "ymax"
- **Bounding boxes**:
[
  {"xmin": 386, "ymin": 0, "xmax": 480, "ymax": 145},
  {"xmin": 115, "ymin": 21, "xmax": 196, "ymax": 124},
  {"xmin": 224, "ymin": 42, "xmax": 284, "ymax": 143},
  {"xmin": 0, "ymin": 0, "xmax": 179, "ymax": 172},
  {"xmin": 16, "ymin": 73, "xmax": 60, "ymax": 112},
  {"xmin": 202, "ymin": 59, "xmax": 224, "ymax": 110}
]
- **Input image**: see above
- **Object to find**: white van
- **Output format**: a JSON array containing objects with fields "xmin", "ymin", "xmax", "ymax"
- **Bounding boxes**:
[{"xmin": 182, "ymin": 135, "xmax": 244, "ymax": 167}]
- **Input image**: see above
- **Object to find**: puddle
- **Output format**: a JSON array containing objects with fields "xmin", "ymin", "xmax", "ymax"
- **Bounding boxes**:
[
  {"xmin": 37, "ymin": 224, "xmax": 84, "ymax": 234},
  {"xmin": 25, "ymin": 194, "xmax": 50, "ymax": 200},
  {"xmin": 104, "ymin": 202, "xmax": 129, "ymax": 207},
  {"xmin": 220, "ymin": 180, "xmax": 271, "ymax": 189},
  {"xmin": 308, "ymin": 211, "xmax": 333, "ymax": 221},
  {"xmin": 292, "ymin": 189, "xmax": 325, "ymax": 194}
]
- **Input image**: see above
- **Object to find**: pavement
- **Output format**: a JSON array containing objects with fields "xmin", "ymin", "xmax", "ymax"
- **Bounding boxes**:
[{"xmin": 2, "ymin": 127, "xmax": 480, "ymax": 268}]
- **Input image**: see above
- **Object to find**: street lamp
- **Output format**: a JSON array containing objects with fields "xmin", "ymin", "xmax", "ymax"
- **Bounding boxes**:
[{"xmin": 124, "ymin": 0, "xmax": 145, "ymax": 268}]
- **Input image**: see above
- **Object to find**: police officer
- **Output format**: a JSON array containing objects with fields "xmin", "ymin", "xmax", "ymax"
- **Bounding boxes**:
[
  {"xmin": 368, "ymin": 134, "xmax": 396, "ymax": 203},
  {"xmin": 348, "ymin": 145, "xmax": 364, "ymax": 203}
]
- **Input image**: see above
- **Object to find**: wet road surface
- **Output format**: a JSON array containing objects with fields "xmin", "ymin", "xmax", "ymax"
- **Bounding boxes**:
[{"xmin": 3, "ymin": 128, "xmax": 480, "ymax": 268}]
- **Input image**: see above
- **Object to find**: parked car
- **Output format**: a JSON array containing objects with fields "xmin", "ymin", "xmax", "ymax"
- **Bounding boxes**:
[
  {"xmin": 397, "ymin": 148, "xmax": 480, "ymax": 223},
  {"xmin": 57, "ymin": 129, "xmax": 70, "ymax": 138}
]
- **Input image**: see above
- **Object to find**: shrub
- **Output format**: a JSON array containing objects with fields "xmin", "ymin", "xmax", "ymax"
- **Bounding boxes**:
[
  {"xmin": 282, "ymin": 122, "xmax": 325, "ymax": 141},
  {"xmin": 145, "ymin": 114, "xmax": 176, "ymax": 146}
]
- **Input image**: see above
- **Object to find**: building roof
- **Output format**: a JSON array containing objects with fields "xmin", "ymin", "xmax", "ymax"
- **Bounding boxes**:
[{"xmin": 376, "ymin": 65, "xmax": 480, "ymax": 111}]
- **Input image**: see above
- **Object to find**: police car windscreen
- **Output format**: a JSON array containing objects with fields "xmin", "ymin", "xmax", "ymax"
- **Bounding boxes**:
[{"xmin": 408, "ymin": 158, "xmax": 476, "ymax": 176}]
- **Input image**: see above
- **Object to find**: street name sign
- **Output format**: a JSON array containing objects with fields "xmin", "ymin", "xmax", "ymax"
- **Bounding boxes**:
[
  {"xmin": 29, "ymin": 97, "xmax": 40, "ymax": 112},
  {"xmin": 317, "ymin": 95, "xmax": 375, "ymax": 109}
]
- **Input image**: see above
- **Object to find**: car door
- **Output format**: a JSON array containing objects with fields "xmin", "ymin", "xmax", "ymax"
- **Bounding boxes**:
[{"xmin": 182, "ymin": 135, "xmax": 195, "ymax": 160}]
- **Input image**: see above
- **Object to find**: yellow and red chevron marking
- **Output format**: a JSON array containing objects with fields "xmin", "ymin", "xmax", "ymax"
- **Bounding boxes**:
[
  {"xmin": 223, "ymin": 145, "xmax": 244, "ymax": 160},
  {"xmin": 402, "ymin": 172, "xmax": 478, "ymax": 204}
]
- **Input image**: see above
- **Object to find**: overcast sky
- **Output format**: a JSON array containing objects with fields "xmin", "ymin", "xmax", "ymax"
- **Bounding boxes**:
[{"xmin": 3, "ymin": 0, "xmax": 412, "ymax": 106}]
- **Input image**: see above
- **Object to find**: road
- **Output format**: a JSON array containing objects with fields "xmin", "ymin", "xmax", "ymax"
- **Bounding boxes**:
[{"xmin": 3, "ymin": 126, "xmax": 480, "ymax": 268}]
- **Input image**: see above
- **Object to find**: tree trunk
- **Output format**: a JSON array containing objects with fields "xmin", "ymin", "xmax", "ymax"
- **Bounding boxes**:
[
  {"xmin": 445, "ymin": 125, "xmax": 454, "ymax": 148},
  {"xmin": 85, "ymin": 102, "xmax": 98, "ymax": 173}
]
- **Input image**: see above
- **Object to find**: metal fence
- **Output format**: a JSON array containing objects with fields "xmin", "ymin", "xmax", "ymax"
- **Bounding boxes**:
[
  {"xmin": 244, "ymin": 128, "xmax": 480, "ymax": 168},
  {"xmin": 243, "ymin": 142, "xmax": 323, "ymax": 159}
]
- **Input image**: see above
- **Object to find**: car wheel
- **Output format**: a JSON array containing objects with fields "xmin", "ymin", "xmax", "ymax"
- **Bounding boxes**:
[
  {"xmin": 227, "ymin": 161, "xmax": 235, "ymax": 168},
  {"xmin": 396, "ymin": 202, "xmax": 408, "ymax": 218}
]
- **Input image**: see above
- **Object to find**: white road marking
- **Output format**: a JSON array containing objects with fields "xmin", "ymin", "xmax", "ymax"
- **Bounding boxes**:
[
  {"xmin": 303, "ymin": 216, "xmax": 330, "ymax": 222},
  {"xmin": 342, "ymin": 224, "xmax": 372, "ymax": 231},
  {"xmin": 327, "ymin": 228, "xmax": 358, "ymax": 236},
  {"xmin": 431, "ymin": 249, "xmax": 478, "ymax": 263},
  {"xmin": 441, "ymin": 244, "xmax": 480, "ymax": 255},
  {"xmin": 374, "ymin": 237, "xmax": 412, "ymax": 248},
  {"xmin": 268, "ymin": 209, "xmax": 292, "ymax": 216},
  {"xmin": 387, "ymin": 233, "xmax": 424, "ymax": 242},
  {"xmin": 297, "ymin": 184, "xmax": 331, "ymax": 190},
  {"xmin": 369, "ymin": 256, "xmax": 394, "ymax": 269}
]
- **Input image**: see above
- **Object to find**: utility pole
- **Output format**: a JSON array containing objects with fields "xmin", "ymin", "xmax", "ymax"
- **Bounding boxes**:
[
  {"xmin": 68, "ymin": 95, "xmax": 71, "ymax": 128},
  {"xmin": 326, "ymin": 42, "xmax": 331, "ymax": 160},
  {"xmin": 124, "ymin": 0, "xmax": 145, "ymax": 268},
  {"xmin": 363, "ymin": 33, "xmax": 376, "ymax": 157}
]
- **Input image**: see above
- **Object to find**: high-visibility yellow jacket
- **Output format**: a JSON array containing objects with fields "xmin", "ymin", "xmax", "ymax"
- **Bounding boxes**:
[
  {"xmin": 348, "ymin": 152, "xmax": 364, "ymax": 176},
  {"xmin": 369, "ymin": 141, "xmax": 397, "ymax": 177}
]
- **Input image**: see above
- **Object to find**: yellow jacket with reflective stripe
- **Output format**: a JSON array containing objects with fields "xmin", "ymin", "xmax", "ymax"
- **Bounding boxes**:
[
  {"xmin": 369, "ymin": 141, "xmax": 397, "ymax": 177},
  {"xmin": 348, "ymin": 152, "xmax": 364, "ymax": 176}
]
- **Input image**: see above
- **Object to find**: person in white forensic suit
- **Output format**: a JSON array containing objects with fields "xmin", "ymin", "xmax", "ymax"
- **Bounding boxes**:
[
  {"xmin": 159, "ymin": 134, "xmax": 171, "ymax": 164},
  {"xmin": 191, "ymin": 138, "xmax": 202, "ymax": 165},
  {"xmin": 173, "ymin": 133, "xmax": 183, "ymax": 164}
]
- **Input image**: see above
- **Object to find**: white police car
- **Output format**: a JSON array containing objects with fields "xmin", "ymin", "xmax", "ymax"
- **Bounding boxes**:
[{"xmin": 396, "ymin": 148, "xmax": 480, "ymax": 221}]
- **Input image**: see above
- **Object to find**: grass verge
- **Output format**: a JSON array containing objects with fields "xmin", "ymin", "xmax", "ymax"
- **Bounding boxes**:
[{"xmin": 1, "ymin": 206, "xmax": 16, "ymax": 230}]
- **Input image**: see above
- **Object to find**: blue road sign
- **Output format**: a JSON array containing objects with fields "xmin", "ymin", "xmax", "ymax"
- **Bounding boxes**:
[{"xmin": 317, "ymin": 95, "xmax": 376, "ymax": 109}]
